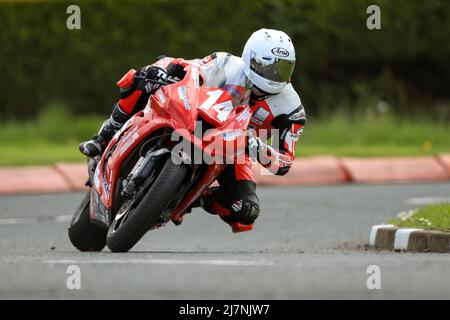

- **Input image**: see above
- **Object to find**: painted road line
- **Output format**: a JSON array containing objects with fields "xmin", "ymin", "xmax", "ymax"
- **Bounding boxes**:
[
  {"xmin": 0, "ymin": 215, "xmax": 72, "ymax": 226},
  {"xmin": 53, "ymin": 215, "xmax": 72, "ymax": 222},
  {"xmin": 0, "ymin": 218, "xmax": 36, "ymax": 225},
  {"xmin": 43, "ymin": 259, "xmax": 276, "ymax": 266}
]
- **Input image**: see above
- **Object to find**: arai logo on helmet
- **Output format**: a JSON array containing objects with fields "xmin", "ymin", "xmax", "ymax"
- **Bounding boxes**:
[{"xmin": 271, "ymin": 47, "xmax": 289, "ymax": 57}]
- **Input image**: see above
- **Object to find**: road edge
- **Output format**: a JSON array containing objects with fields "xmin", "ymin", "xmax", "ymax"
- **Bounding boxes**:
[
  {"xmin": 369, "ymin": 224, "xmax": 450, "ymax": 253},
  {"xmin": 0, "ymin": 154, "xmax": 449, "ymax": 195}
]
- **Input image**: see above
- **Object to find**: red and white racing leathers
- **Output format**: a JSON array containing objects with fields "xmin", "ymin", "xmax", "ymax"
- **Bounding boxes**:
[{"xmin": 111, "ymin": 53, "xmax": 306, "ymax": 225}]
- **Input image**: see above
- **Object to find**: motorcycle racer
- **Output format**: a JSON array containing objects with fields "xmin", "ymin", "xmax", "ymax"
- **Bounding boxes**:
[{"xmin": 79, "ymin": 28, "xmax": 306, "ymax": 229}]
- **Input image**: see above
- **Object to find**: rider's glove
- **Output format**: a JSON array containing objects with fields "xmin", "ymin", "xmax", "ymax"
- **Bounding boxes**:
[
  {"xmin": 247, "ymin": 134, "xmax": 262, "ymax": 162},
  {"xmin": 247, "ymin": 129, "xmax": 293, "ymax": 175},
  {"xmin": 135, "ymin": 66, "xmax": 179, "ymax": 94},
  {"xmin": 272, "ymin": 153, "xmax": 293, "ymax": 176}
]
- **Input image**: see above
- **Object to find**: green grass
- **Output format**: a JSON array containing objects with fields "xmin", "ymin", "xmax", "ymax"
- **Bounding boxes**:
[
  {"xmin": 0, "ymin": 105, "xmax": 102, "ymax": 166},
  {"xmin": 0, "ymin": 105, "xmax": 449, "ymax": 166},
  {"xmin": 0, "ymin": 144, "xmax": 86, "ymax": 166},
  {"xmin": 388, "ymin": 204, "xmax": 450, "ymax": 232},
  {"xmin": 299, "ymin": 110, "xmax": 450, "ymax": 157}
]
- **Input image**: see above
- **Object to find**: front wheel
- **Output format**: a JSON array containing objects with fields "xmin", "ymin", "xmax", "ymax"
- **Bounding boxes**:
[
  {"xmin": 106, "ymin": 157, "xmax": 188, "ymax": 252},
  {"xmin": 68, "ymin": 191, "xmax": 107, "ymax": 252}
]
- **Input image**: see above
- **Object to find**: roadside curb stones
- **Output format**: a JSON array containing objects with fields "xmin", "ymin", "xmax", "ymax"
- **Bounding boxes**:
[
  {"xmin": 1, "ymin": 154, "xmax": 450, "ymax": 194},
  {"xmin": 369, "ymin": 224, "xmax": 450, "ymax": 253}
]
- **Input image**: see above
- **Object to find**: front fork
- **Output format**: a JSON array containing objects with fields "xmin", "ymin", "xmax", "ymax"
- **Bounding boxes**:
[
  {"xmin": 120, "ymin": 131, "xmax": 176, "ymax": 198},
  {"xmin": 121, "ymin": 148, "xmax": 169, "ymax": 198}
]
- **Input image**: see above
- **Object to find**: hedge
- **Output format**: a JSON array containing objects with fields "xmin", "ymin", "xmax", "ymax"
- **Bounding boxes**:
[{"xmin": 0, "ymin": 0, "xmax": 449, "ymax": 120}]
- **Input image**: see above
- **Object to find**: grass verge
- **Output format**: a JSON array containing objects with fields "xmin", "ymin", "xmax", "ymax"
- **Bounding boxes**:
[
  {"xmin": 388, "ymin": 204, "xmax": 450, "ymax": 232},
  {"xmin": 0, "ymin": 105, "xmax": 449, "ymax": 166}
]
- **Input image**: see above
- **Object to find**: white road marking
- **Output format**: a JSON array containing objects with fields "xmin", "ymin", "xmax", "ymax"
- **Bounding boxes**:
[
  {"xmin": 369, "ymin": 224, "xmax": 395, "ymax": 246},
  {"xmin": 43, "ymin": 259, "xmax": 276, "ymax": 266},
  {"xmin": 0, "ymin": 218, "xmax": 35, "ymax": 225},
  {"xmin": 0, "ymin": 215, "xmax": 72, "ymax": 226},
  {"xmin": 406, "ymin": 197, "xmax": 450, "ymax": 206},
  {"xmin": 53, "ymin": 215, "xmax": 72, "ymax": 222},
  {"xmin": 393, "ymin": 228, "xmax": 422, "ymax": 251}
]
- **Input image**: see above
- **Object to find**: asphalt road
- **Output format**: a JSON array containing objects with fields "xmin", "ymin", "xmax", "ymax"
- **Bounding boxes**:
[{"xmin": 0, "ymin": 183, "xmax": 449, "ymax": 299}]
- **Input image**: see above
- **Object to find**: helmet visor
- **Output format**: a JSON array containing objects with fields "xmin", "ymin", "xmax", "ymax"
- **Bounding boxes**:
[{"xmin": 249, "ymin": 51, "xmax": 295, "ymax": 83}]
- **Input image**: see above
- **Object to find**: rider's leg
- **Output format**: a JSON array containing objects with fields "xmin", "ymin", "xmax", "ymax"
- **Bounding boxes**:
[
  {"xmin": 79, "ymin": 62, "xmax": 186, "ymax": 158},
  {"xmin": 79, "ymin": 102, "xmax": 131, "ymax": 157},
  {"xmin": 201, "ymin": 156, "xmax": 260, "ymax": 225},
  {"xmin": 79, "ymin": 67, "xmax": 153, "ymax": 157}
]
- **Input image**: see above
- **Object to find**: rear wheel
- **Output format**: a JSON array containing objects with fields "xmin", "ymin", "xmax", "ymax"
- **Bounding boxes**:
[
  {"xmin": 106, "ymin": 157, "xmax": 188, "ymax": 252},
  {"xmin": 68, "ymin": 191, "xmax": 107, "ymax": 252}
]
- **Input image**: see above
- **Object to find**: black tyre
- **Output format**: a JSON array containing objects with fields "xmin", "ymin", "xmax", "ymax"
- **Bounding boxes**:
[
  {"xmin": 68, "ymin": 191, "xmax": 107, "ymax": 252},
  {"xmin": 106, "ymin": 157, "xmax": 187, "ymax": 252}
]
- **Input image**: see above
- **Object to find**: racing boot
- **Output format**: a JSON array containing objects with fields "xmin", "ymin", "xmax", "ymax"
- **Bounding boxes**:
[{"xmin": 79, "ymin": 103, "xmax": 130, "ymax": 157}]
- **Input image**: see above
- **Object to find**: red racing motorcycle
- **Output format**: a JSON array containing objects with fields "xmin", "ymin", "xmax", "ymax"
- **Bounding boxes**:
[{"xmin": 69, "ymin": 60, "xmax": 254, "ymax": 252}]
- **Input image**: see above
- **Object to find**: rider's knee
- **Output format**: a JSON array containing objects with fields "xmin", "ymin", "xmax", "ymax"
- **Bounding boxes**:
[{"xmin": 232, "ymin": 197, "xmax": 260, "ymax": 225}]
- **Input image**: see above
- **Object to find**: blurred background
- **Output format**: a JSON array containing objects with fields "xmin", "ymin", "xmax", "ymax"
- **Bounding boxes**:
[{"xmin": 0, "ymin": 0, "xmax": 449, "ymax": 165}]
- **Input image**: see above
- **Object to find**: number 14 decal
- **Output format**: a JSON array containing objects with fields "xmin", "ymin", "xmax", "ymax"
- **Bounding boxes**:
[{"xmin": 199, "ymin": 90, "xmax": 233, "ymax": 122}]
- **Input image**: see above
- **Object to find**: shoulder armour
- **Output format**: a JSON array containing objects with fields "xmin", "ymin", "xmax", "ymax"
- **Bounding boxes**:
[
  {"xmin": 264, "ymin": 83, "xmax": 302, "ymax": 117},
  {"xmin": 266, "ymin": 84, "xmax": 306, "ymax": 129}
]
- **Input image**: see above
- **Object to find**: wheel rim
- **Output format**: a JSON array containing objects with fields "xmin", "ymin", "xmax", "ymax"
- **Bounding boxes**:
[
  {"xmin": 109, "ymin": 159, "xmax": 162, "ymax": 234},
  {"xmin": 110, "ymin": 197, "xmax": 135, "ymax": 234}
]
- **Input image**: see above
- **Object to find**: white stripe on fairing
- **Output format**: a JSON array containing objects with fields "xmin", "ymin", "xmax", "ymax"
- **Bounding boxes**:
[
  {"xmin": 393, "ymin": 228, "xmax": 422, "ymax": 251},
  {"xmin": 369, "ymin": 224, "xmax": 395, "ymax": 246},
  {"xmin": 406, "ymin": 197, "xmax": 450, "ymax": 206},
  {"xmin": 43, "ymin": 259, "xmax": 276, "ymax": 267}
]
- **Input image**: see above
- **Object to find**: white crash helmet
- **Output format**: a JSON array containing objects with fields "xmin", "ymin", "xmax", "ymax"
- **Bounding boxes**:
[{"xmin": 242, "ymin": 28, "xmax": 296, "ymax": 95}]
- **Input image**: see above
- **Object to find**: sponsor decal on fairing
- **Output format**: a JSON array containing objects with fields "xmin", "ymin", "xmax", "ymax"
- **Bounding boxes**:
[
  {"xmin": 222, "ymin": 130, "xmax": 244, "ymax": 141},
  {"xmin": 177, "ymin": 86, "xmax": 191, "ymax": 110},
  {"xmin": 237, "ymin": 107, "xmax": 251, "ymax": 122},
  {"xmin": 157, "ymin": 91, "xmax": 166, "ymax": 104},
  {"xmin": 118, "ymin": 127, "xmax": 139, "ymax": 156}
]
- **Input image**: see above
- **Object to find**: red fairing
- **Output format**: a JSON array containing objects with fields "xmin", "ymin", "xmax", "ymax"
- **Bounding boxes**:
[{"xmin": 93, "ymin": 113, "xmax": 173, "ymax": 217}]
